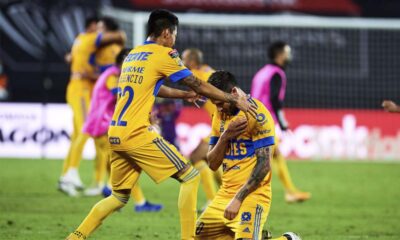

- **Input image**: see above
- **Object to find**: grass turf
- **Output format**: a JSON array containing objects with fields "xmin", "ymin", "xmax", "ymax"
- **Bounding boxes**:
[{"xmin": 0, "ymin": 159, "xmax": 399, "ymax": 240}]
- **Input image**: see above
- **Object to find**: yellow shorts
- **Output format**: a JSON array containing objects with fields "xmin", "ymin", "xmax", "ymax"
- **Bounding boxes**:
[
  {"xmin": 196, "ymin": 195, "xmax": 270, "ymax": 240},
  {"xmin": 110, "ymin": 132, "xmax": 189, "ymax": 191}
]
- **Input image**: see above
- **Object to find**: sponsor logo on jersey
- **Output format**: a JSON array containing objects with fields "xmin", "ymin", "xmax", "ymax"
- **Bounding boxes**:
[
  {"xmin": 109, "ymin": 136, "xmax": 121, "ymax": 145},
  {"xmin": 243, "ymin": 227, "xmax": 251, "ymax": 233}
]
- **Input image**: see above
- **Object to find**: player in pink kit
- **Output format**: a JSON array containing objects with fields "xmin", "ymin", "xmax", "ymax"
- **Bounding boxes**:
[
  {"xmin": 82, "ymin": 48, "xmax": 163, "ymax": 212},
  {"xmin": 251, "ymin": 41, "xmax": 311, "ymax": 203}
]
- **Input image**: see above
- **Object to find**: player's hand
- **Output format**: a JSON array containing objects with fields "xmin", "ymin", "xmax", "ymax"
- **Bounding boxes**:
[
  {"xmin": 232, "ymin": 87, "xmax": 257, "ymax": 119},
  {"xmin": 224, "ymin": 198, "xmax": 242, "ymax": 220},
  {"xmin": 221, "ymin": 117, "xmax": 247, "ymax": 141},
  {"xmin": 382, "ymin": 100, "xmax": 399, "ymax": 112},
  {"xmin": 185, "ymin": 91, "xmax": 205, "ymax": 108}
]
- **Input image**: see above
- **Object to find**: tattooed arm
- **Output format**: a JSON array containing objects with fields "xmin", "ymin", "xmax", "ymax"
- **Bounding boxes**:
[
  {"xmin": 224, "ymin": 145, "xmax": 273, "ymax": 220},
  {"xmin": 182, "ymin": 75, "xmax": 256, "ymax": 115}
]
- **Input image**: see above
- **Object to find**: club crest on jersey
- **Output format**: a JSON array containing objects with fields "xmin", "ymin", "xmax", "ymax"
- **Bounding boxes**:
[
  {"xmin": 241, "ymin": 212, "xmax": 251, "ymax": 222},
  {"xmin": 168, "ymin": 49, "xmax": 179, "ymax": 58},
  {"xmin": 219, "ymin": 120, "xmax": 225, "ymax": 133}
]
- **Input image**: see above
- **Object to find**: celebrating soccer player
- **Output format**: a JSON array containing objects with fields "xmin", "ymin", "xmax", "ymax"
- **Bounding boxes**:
[
  {"xmin": 65, "ymin": 9, "xmax": 254, "ymax": 240},
  {"xmin": 251, "ymin": 41, "xmax": 311, "ymax": 203},
  {"xmin": 182, "ymin": 48, "xmax": 219, "ymax": 209},
  {"xmin": 59, "ymin": 17, "xmax": 126, "ymax": 196},
  {"xmin": 195, "ymin": 70, "xmax": 300, "ymax": 240}
]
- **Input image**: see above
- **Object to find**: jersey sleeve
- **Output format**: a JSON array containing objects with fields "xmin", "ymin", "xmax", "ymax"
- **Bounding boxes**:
[
  {"xmin": 105, "ymin": 74, "xmax": 119, "ymax": 94},
  {"xmin": 249, "ymin": 99, "xmax": 275, "ymax": 149},
  {"xmin": 209, "ymin": 112, "xmax": 221, "ymax": 145},
  {"xmin": 158, "ymin": 49, "xmax": 192, "ymax": 83}
]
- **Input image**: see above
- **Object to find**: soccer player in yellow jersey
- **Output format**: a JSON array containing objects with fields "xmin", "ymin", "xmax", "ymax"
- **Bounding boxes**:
[
  {"xmin": 65, "ymin": 9, "xmax": 256, "ymax": 240},
  {"xmin": 59, "ymin": 17, "xmax": 126, "ymax": 196},
  {"xmin": 182, "ymin": 48, "xmax": 219, "ymax": 208},
  {"xmin": 196, "ymin": 71, "xmax": 301, "ymax": 240}
]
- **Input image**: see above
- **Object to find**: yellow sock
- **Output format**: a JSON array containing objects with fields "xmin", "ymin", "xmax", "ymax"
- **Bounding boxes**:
[
  {"xmin": 273, "ymin": 153, "xmax": 297, "ymax": 193},
  {"xmin": 93, "ymin": 136, "xmax": 108, "ymax": 186},
  {"xmin": 178, "ymin": 167, "xmax": 200, "ymax": 240},
  {"xmin": 66, "ymin": 193, "xmax": 128, "ymax": 239},
  {"xmin": 62, "ymin": 131, "xmax": 77, "ymax": 175},
  {"xmin": 69, "ymin": 133, "xmax": 89, "ymax": 169},
  {"xmin": 272, "ymin": 237, "xmax": 289, "ymax": 240},
  {"xmin": 131, "ymin": 183, "xmax": 146, "ymax": 205},
  {"xmin": 194, "ymin": 161, "xmax": 216, "ymax": 201}
]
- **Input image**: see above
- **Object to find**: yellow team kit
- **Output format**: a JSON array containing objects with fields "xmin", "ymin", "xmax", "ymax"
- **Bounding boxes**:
[
  {"xmin": 107, "ymin": 40, "xmax": 194, "ymax": 189},
  {"xmin": 196, "ymin": 98, "xmax": 276, "ymax": 240}
]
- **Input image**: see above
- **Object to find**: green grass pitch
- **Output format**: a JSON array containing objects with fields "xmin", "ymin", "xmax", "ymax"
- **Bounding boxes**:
[{"xmin": 0, "ymin": 159, "xmax": 399, "ymax": 240}]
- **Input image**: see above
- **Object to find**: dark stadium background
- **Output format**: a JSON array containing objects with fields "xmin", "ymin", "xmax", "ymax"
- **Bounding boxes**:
[{"xmin": 1, "ymin": 0, "xmax": 400, "ymax": 108}]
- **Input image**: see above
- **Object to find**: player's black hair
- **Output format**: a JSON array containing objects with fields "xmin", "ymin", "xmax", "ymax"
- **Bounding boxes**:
[
  {"xmin": 268, "ymin": 41, "xmax": 287, "ymax": 62},
  {"xmin": 101, "ymin": 16, "xmax": 119, "ymax": 31},
  {"xmin": 147, "ymin": 9, "xmax": 179, "ymax": 37},
  {"xmin": 116, "ymin": 48, "xmax": 131, "ymax": 66},
  {"xmin": 85, "ymin": 16, "xmax": 98, "ymax": 29},
  {"xmin": 208, "ymin": 70, "xmax": 237, "ymax": 93}
]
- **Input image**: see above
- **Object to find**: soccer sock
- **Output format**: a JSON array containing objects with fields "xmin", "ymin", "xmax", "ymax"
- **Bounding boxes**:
[
  {"xmin": 194, "ymin": 161, "xmax": 216, "ymax": 201},
  {"xmin": 272, "ymin": 237, "xmax": 289, "ymax": 240},
  {"xmin": 131, "ymin": 183, "xmax": 146, "ymax": 205},
  {"xmin": 178, "ymin": 166, "xmax": 200, "ymax": 240},
  {"xmin": 62, "ymin": 131, "xmax": 77, "ymax": 176},
  {"xmin": 68, "ymin": 192, "xmax": 129, "ymax": 239},
  {"xmin": 93, "ymin": 137, "xmax": 108, "ymax": 186},
  {"xmin": 69, "ymin": 133, "xmax": 89, "ymax": 169},
  {"xmin": 273, "ymin": 153, "xmax": 297, "ymax": 193}
]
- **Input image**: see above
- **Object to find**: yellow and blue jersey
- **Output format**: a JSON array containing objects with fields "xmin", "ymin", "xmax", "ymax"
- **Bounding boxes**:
[
  {"xmin": 108, "ymin": 41, "xmax": 192, "ymax": 151},
  {"xmin": 70, "ymin": 32, "xmax": 103, "ymax": 80},
  {"xmin": 209, "ymin": 98, "xmax": 275, "ymax": 201},
  {"xmin": 95, "ymin": 43, "xmax": 122, "ymax": 73}
]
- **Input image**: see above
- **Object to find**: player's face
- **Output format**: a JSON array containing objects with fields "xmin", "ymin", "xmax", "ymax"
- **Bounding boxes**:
[
  {"xmin": 97, "ymin": 21, "xmax": 105, "ymax": 33},
  {"xmin": 212, "ymin": 99, "xmax": 232, "ymax": 114},
  {"xmin": 87, "ymin": 22, "xmax": 98, "ymax": 32}
]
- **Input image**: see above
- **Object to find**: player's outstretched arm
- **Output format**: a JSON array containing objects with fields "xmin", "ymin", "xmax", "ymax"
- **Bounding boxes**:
[
  {"xmin": 224, "ymin": 145, "xmax": 272, "ymax": 220},
  {"xmin": 157, "ymin": 85, "xmax": 196, "ymax": 100},
  {"xmin": 207, "ymin": 117, "xmax": 248, "ymax": 170},
  {"xmin": 382, "ymin": 100, "xmax": 400, "ymax": 113},
  {"xmin": 100, "ymin": 31, "xmax": 126, "ymax": 46},
  {"xmin": 182, "ymin": 75, "xmax": 257, "ymax": 118}
]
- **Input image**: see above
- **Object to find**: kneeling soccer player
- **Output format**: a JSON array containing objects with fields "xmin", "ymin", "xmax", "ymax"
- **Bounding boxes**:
[{"xmin": 196, "ymin": 71, "xmax": 299, "ymax": 240}]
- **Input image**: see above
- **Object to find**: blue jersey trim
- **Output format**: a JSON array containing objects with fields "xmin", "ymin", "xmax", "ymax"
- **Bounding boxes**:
[
  {"xmin": 89, "ymin": 53, "xmax": 96, "ymax": 66},
  {"xmin": 169, "ymin": 69, "xmax": 192, "ymax": 83},
  {"xmin": 209, "ymin": 136, "xmax": 219, "ymax": 145},
  {"xmin": 95, "ymin": 33, "xmax": 103, "ymax": 47},
  {"xmin": 144, "ymin": 40, "xmax": 155, "ymax": 45},
  {"xmin": 253, "ymin": 136, "xmax": 275, "ymax": 149},
  {"xmin": 153, "ymin": 79, "xmax": 165, "ymax": 96}
]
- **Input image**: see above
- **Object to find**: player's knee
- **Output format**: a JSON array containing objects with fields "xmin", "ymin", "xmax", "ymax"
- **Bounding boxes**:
[{"xmin": 112, "ymin": 189, "xmax": 130, "ymax": 206}]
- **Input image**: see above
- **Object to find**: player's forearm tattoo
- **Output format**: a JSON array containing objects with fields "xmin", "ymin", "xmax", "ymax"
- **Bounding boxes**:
[
  {"xmin": 235, "ymin": 146, "xmax": 272, "ymax": 202},
  {"xmin": 183, "ymin": 75, "xmax": 202, "ymax": 91}
]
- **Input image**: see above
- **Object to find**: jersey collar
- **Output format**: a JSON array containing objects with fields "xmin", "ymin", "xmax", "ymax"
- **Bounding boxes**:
[{"xmin": 143, "ymin": 40, "xmax": 156, "ymax": 45}]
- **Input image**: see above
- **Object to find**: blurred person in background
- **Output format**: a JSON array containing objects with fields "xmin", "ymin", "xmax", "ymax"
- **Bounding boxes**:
[
  {"xmin": 0, "ymin": 60, "xmax": 8, "ymax": 100},
  {"xmin": 59, "ymin": 16, "xmax": 126, "ymax": 196},
  {"xmin": 382, "ymin": 100, "xmax": 400, "ymax": 113},
  {"xmin": 156, "ymin": 98, "xmax": 182, "ymax": 148},
  {"xmin": 251, "ymin": 41, "xmax": 311, "ymax": 203},
  {"xmin": 182, "ymin": 48, "xmax": 219, "ymax": 210}
]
